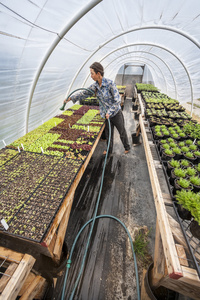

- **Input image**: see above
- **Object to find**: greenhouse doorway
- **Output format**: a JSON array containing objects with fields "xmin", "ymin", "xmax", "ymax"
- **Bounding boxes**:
[{"xmin": 115, "ymin": 63, "xmax": 154, "ymax": 86}]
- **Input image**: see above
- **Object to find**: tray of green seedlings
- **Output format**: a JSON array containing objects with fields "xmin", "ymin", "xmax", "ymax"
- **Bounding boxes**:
[
  {"xmin": 161, "ymin": 159, "xmax": 200, "ymax": 277},
  {"xmin": 47, "ymin": 130, "xmax": 90, "ymax": 160},
  {"xmin": 146, "ymin": 103, "xmax": 165, "ymax": 110},
  {"xmin": 144, "ymin": 97, "xmax": 178, "ymax": 105},
  {"xmin": 5, "ymin": 105, "xmax": 104, "ymax": 159},
  {"xmin": 142, "ymin": 91, "xmax": 170, "ymax": 100},
  {"xmin": 80, "ymin": 97, "xmax": 99, "ymax": 106},
  {"xmin": 141, "ymin": 90, "xmax": 179, "ymax": 106},
  {"xmin": 46, "ymin": 108, "xmax": 104, "ymax": 159},
  {"xmin": 164, "ymin": 103, "xmax": 186, "ymax": 112},
  {"xmin": 6, "ymin": 118, "xmax": 63, "ymax": 152},
  {"xmin": 136, "ymin": 83, "xmax": 159, "ymax": 93},
  {"xmin": 0, "ymin": 152, "xmax": 60, "ymax": 226},
  {"xmin": 117, "ymin": 85, "xmax": 126, "ymax": 94},
  {"xmin": 167, "ymin": 110, "xmax": 192, "ymax": 120},
  {"xmin": 0, "ymin": 152, "xmax": 82, "ymax": 242},
  {"xmin": 73, "ymin": 108, "xmax": 100, "ymax": 129},
  {"xmin": 173, "ymin": 187, "xmax": 200, "ymax": 278},
  {"xmin": 67, "ymin": 104, "xmax": 83, "ymax": 111},
  {"xmin": 0, "ymin": 148, "xmax": 19, "ymax": 167},
  {"xmin": 0, "ymin": 106, "xmax": 105, "ymax": 242}
]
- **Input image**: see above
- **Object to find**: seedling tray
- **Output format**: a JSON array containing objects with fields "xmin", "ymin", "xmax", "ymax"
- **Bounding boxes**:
[
  {"xmin": 0, "ymin": 152, "xmax": 82, "ymax": 243},
  {"xmin": 162, "ymin": 161, "xmax": 200, "ymax": 277},
  {"xmin": 0, "ymin": 148, "xmax": 19, "ymax": 167}
]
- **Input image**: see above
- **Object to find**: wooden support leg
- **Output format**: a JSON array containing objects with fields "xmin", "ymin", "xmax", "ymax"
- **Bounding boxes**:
[
  {"xmin": 151, "ymin": 219, "xmax": 166, "ymax": 288},
  {"xmin": 19, "ymin": 275, "xmax": 46, "ymax": 300},
  {"xmin": 141, "ymin": 269, "xmax": 152, "ymax": 300},
  {"xmin": 136, "ymin": 123, "xmax": 141, "ymax": 137},
  {"xmin": 53, "ymin": 192, "xmax": 75, "ymax": 263}
]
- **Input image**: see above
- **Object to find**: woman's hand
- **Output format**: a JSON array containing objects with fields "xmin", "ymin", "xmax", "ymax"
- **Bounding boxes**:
[{"xmin": 63, "ymin": 97, "xmax": 71, "ymax": 104}]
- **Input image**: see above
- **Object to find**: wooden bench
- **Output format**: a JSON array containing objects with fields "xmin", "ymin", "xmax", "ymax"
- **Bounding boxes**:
[
  {"xmin": 0, "ymin": 246, "xmax": 47, "ymax": 300},
  {"xmin": 139, "ymin": 113, "xmax": 200, "ymax": 299},
  {"xmin": 0, "ymin": 125, "xmax": 105, "ymax": 264}
]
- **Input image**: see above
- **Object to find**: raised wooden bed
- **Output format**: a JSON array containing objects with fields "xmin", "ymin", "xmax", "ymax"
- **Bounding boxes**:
[
  {"xmin": 0, "ymin": 124, "xmax": 105, "ymax": 263},
  {"xmin": 0, "ymin": 105, "xmax": 105, "ymax": 299},
  {"xmin": 139, "ymin": 101, "xmax": 200, "ymax": 299},
  {"xmin": 0, "ymin": 106, "xmax": 105, "ymax": 263}
]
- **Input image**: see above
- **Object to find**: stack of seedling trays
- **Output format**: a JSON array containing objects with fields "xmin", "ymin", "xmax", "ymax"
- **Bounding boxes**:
[
  {"xmin": 0, "ymin": 105, "xmax": 105, "ymax": 252},
  {"xmin": 117, "ymin": 85, "xmax": 126, "ymax": 95},
  {"xmin": 80, "ymin": 96, "xmax": 99, "ymax": 106},
  {"xmin": 141, "ymin": 91, "xmax": 193, "ymax": 128},
  {"xmin": 136, "ymin": 83, "xmax": 160, "ymax": 93}
]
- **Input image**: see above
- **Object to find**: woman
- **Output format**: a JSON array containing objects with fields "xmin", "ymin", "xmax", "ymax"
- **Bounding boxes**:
[{"xmin": 64, "ymin": 62, "xmax": 130, "ymax": 155}]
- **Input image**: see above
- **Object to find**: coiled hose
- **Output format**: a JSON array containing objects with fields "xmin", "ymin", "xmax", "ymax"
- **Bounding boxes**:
[{"xmin": 60, "ymin": 88, "xmax": 141, "ymax": 300}]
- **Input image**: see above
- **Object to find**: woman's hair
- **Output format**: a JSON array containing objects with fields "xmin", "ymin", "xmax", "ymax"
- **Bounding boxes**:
[{"xmin": 90, "ymin": 62, "xmax": 104, "ymax": 76}]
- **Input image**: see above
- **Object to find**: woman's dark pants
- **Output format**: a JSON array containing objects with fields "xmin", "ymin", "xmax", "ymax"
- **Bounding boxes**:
[{"xmin": 104, "ymin": 110, "xmax": 130, "ymax": 153}]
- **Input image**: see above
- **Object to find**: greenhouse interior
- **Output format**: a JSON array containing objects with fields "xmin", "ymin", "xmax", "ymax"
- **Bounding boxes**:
[{"xmin": 1, "ymin": 0, "xmax": 200, "ymax": 299}]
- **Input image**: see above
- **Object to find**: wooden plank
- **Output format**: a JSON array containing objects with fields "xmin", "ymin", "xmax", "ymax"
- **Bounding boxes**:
[
  {"xmin": 181, "ymin": 266, "xmax": 200, "ymax": 285},
  {"xmin": 162, "ymin": 193, "xmax": 171, "ymax": 200},
  {"xmin": 159, "ymin": 275, "xmax": 200, "ymax": 300},
  {"xmin": 178, "ymin": 266, "xmax": 200, "ymax": 288},
  {"xmin": 19, "ymin": 275, "xmax": 46, "ymax": 300},
  {"xmin": 175, "ymin": 244, "xmax": 189, "ymax": 267},
  {"xmin": 19, "ymin": 273, "xmax": 48, "ymax": 300},
  {"xmin": 46, "ymin": 232, "xmax": 57, "ymax": 259},
  {"xmin": 162, "ymin": 193, "xmax": 172, "ymax": 205},
  {"xmin": 167, "ymin": 213, "xmax": 200, "ymax": 261},
  {"xmin": 18, "ymin": 273, "xmax": 35, "ymax": 295},
  {"xmin": 0, "ymin": 230, "xmax": 55, "ymax": 258},
  {"xmin": 0, "ymin": 247, "xmax": 23, "ymax": 262},
  {"xmin": 136, "ymin": 123, "xmax": 141, "ymax": 136},
  {"xmin": 140, "ymin": 115, "xmax": 183, "ymax": 279},
  {"xmin": 151, "ymin": 219, "xmax": 165, "ymax": 287},
  {"xmin": 0, "ymin": 262, "xmax": 18, "ymax": 293},
  {"xmin": 133, "ymin": 86, "xmax": 138, "ymax": 100},
  {"xmin": 141, "ymin": 269, "xmax": 152, "ymax": 300},
  {"xmin": 42, "ymin": 125, "xmax": 105, "ymax": 250},
  {"xmin": 53, "ymin": 192, "xmax": 74, "ymax": 262},
  {"xmin": 138, "ymin": 94, "xmax": 144, "ymax": 117},
  {"xmin": 0, "ymin": 254, "xmax": 35, "ymax": 300},
  {"xmin": 153, "ymin": 161, "xmax": 162, "ymax": 168},
  {"xmin": 167, "ymin": 214, "xmax": 188, "ymax": 249},
  {"xmin": 120, "ymin": 94, "xmax": 124, "ymax": 107}
]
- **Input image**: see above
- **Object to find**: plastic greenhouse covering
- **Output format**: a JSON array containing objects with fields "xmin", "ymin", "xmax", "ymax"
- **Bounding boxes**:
[{"xmin": 1, "ymin": 0, "xmax": 200, "ymax": 149}]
